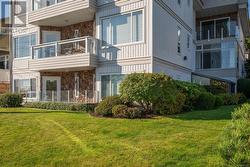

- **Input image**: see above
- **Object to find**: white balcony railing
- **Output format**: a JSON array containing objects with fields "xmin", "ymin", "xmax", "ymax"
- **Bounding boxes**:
[{"xmin": 32, "ymin": 36, "xmax": 97, "ymax": 59}]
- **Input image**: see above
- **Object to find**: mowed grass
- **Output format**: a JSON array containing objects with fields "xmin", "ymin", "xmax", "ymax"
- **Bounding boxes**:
[{"xmin": 0, "ymin": 106, "xmax": 235, "ymax": 167}]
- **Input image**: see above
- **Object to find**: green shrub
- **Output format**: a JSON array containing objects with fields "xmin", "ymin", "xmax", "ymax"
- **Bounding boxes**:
[
  {"xmin": 0, "ymin": 93, "xmax": 23, "ymax": 107},
  {"xmin": 237, "ymin": 79, "xmax": 250, "ymax": 98},
  {"xmin": 195, "ymin": 92, "xmax": 216, "ymax": 110},
  {"xmin": 126, "ymin": 107, "xmax": 143, "ymax": 119},
  {"xmin": 24, "ymin": 102, "xmax": 96, "ymax": 112},
  {"xmin": 174, "ymin": 80, "xmax": 206, "ymax": 110},
  {"xmin": 94, "ymin": 96, "xmax": 122, "ymax": 117},
  {"xmin": 120, "ymin": 73, "xmax": 177, "ymax": 113},
  {"xmin": 215, "ymin": 96, "xmax": 224, "ymax": 107},
  {"xmin": 156, "ymin": 93, "xmax": 186, "ymax": 115},
  {"xmin": 112, "ymin": 105, "xmax": 128, "ymax": 118},
  {"xmin": 219, "ymin": 93, "xmax": 248, "ymax": 105},
  {"xmin": 219, "ymin": 104, "xmax": 250, "ymax": 166}
]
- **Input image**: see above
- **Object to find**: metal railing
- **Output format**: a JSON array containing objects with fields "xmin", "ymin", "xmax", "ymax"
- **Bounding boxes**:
[
  {"xmin": 23, "ymin": 90, "xmax": 99, "ymax": 103},
  {"xmin": 32, "ymin": 36, "xmax": 97, "ymax": 59}
]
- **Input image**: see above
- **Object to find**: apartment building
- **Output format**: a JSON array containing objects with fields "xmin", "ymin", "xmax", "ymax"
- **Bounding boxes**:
[
  {"xmin": 0, "ymin": 18, "xmax": 10, "ymax": 94},
  {"xmin": 12, "ymin": 0, "xmax": 249, "ymax": 102}
]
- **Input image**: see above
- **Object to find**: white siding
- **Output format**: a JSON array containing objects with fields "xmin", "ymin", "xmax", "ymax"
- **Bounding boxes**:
[{"xmin": 152, "ymin": 0, "xmax": 194, "ymax": 74}]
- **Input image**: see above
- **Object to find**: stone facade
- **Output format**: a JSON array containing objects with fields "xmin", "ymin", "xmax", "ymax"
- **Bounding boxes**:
[
  {"xmin": 0, "ymin": 83, "xmax": 9, "ymax": 94},
  {"xmin": 40, "ymin": 21, "xmax": 94, "ymax": 43},
  {"xmin": 40, "ymin": 70, "xmax": 95, "ymax": 102}
]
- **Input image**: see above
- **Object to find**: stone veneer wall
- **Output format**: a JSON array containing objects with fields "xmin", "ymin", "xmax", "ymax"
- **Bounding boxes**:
[
  {"xmin": 40, "ymin": 70, "xmax": 95, "ymax": 91},
  {"xmin": 40, "ymin": 70, "xmax": 96, "ymax": 102},
  {"xmin": 0, "ymin": 83, "xmax": 10, "ymax": 94},
  {"xmin": 40, "ymin": 21, "xmax": 94, "ymax": 43}
]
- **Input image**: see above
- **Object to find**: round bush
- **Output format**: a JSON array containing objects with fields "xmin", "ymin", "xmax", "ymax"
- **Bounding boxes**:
[
  {"xmin": 215, "ymin": 96, "xmax": 224, "ymax": 107},
  {"xmin": 94, "ymin": 96, "xmax": 123, "ymax": 117},
  {"xmin": 174, "ymin": 80, "xmax": 206, "ymax": 111},
  {"xmin": 112, "ymin": 105, "xmax": 128, "ymax": 118},
  {"xmin": 0, "ymin": 93, "xmax": 23, "ymax": 107},
  {"xmin": 195, "ymin": 92, "xmax": 216, "ymax": 110},
  {"xmin": 126, "ymin": 107, "xmax": 143, "ymax": 119},
  {"xmin": 156, "ymin": 93, "xmax": 186, "ymax": 115},
  {"xmin": 120, "ymin": 73, "xmax": 177, "ymax": 113}
]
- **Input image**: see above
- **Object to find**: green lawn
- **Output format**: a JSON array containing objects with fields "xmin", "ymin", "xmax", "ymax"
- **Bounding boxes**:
[{"xmin": 0, "ymin": 106, "xmax": 235, "ymax": 167}]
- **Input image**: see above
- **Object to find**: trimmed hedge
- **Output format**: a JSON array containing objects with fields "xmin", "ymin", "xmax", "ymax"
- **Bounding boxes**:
[
  {"xmin": 219, "ymin": 103, "xmax": 250, "ymax": 166},
  {"xmin": 195, "ymin": 92, "xmax": 216, "ymax": 110},
  {"xmin": 219, "ymin": 93, "xmax": 248, "ymax": 105},
  {"xmin": 174, "ymin": 80, "xmax": 206, "ymax": 110},
  {"xmin": 237, "ymin": 79, "xmax": 250, "ymax": 98},
  {"xmin": 112, "ymin": 105, "xmax": 143, "ymax": 119},
  {"xmin": 24, "ymin": 102, "xmax": 96, "ymax": 113},
  {"xmin": 94, "ymin": 96, "xmax": 123, "ymax": 117},
  {"xmin": 0, "ymin": 93, "xmax": 23, "ymax": 107}
]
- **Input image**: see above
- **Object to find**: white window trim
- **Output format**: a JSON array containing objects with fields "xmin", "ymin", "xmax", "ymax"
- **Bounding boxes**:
[
  {"xmin": 13, "ymin": 78, "xmax": 37, "ymax": 99},
  {"xmin": 13, "ymin": 32, "xmax": 38, "ymax": 60},
  {"xmin": 100, "ymin": 9, "xmax": 145, "ymax": 48}
]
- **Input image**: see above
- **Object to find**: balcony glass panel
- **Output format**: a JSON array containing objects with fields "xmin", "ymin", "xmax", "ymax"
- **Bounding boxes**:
[
  {"xmin": 216, "ymin": 18, "xmax": 229, "ymax": 38},
  {"xmin": 32, "ymin": 37, "xmax": 96, "ymax": 59},
  {"xmin": 201, "ymin": 21, "xmax": 214, "ymax": 40},
  {"xmin": 32, "ymin": 0, "xmax": 66, "ymax": 11},
  {"xmin": 195, "ymin": 41, "xmax": 237, "ymax": 70},
  {"xmin": 197, "ymin": 18, "xmax": 239, "ymax": 40}
]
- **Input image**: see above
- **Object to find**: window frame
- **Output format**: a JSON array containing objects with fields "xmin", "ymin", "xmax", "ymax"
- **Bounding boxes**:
[
  {"xmin": 100, "ymin": 74, "xmax": 125, "ymax": 98},
  {"xmin": 100, "ymin": 9, "xmax": 145, "ymax": 47},
  {"xmin": 13, "ymin": 33, "xmax": 38, "ymax": 59},
  {"xmin": 13, "ymin": 78, "xmax": 37, "ymax": 99}
]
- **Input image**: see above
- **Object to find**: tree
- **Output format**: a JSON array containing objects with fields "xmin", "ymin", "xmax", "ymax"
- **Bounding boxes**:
[{"xmin": 245, "ymin": 38, "xmax": 250, "ymax": 78}]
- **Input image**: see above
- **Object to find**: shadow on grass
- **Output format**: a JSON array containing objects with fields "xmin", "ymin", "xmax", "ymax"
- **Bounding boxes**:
[{"xmin": 169, "ymin": 106, "xmax": 236, "ymax": 121}]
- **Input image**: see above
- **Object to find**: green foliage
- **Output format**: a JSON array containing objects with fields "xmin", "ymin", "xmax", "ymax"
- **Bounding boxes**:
[
  {"xmin": 204, "ymin": 81, "xmax": 228, "ymax": 95},
  {"xmin": 0, "ymin": 93, "xmax": 23, "ymax": 107},
  {"xmin": 112, "ymin": 105, "xmax": 143, "ymax": 119},
  {"xmin": 156, "ymin": 93, "xmax": 186, "ymax": 115},
  {"xmin": 112, "ymin": 105, "xmax": 128, "ymax": 118},
  {"xmin": 126, "ymin": 107, "xmax": 143, "ymax": 119},
  {"xmin": 220, "ymin": 104, "xmax": 250, "ymax": 166},
  {"xmin": 94, "ymin": 96, "xmax": 123, "ymax": 117},
  {"xmin": 215, "ymin": 96, "xmax": 224, "ymax": 107},
  {"xmin": 219, "ymin": 93, "xmax": 248, "ymax": 105},
  {"xmin": 120, "ymin": 73, "xmax": 177, "ymax": 113},
  {"xmin": 237, "ymin": 79, "xmax": 250, "ymax": 98},
  {"xmin": 24, "ymin": 102, "xmax": 96, "ymax": 112},
  {"xmin": 195, "ymin": 92, "xmax": 216, "ymax": 110},
  {"xmin": 174, "ymin": 80, "xmax": 206, "ymax": 110}
]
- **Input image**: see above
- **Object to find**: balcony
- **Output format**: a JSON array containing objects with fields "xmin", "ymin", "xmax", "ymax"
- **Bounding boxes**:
[
  {"xmin": 196, "ymin": 19, "xmax": 240, "ymax": 41},
  {"xmin": 29, "ymin": 0, "xmax": 96, "ymax": 26},
  {"xmin": 29, "ymin": 36, "xmax": 98, "ymax": 71}
]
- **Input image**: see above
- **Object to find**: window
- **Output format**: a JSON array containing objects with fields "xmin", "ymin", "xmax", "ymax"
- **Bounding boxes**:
[
  {"xmin": 177, "ymin": 27, "xmax": 181, "ymax": 54},
  {"xmin": 101, "ymin": 10, "xmax": 143, "ymax": 46},
  {"xmin": 0, "ymin": 55, "xmax": 8, "ymax": 69},
  {"xmin": 101, "ymin": 74, "xmax": 124, "ymax": 98},
  {"xmin": 195, "ymin": 41, "xmax": 237, "ymax": 69},
  {"xmin": 14, "ymin": 33, "xmax": 37, "ymax": 58},
  {"xmin": 187, "ymin": 34, "xmax": 190, "ymax": 49},
  {"xmin": 14, "ymin": 79, "xmax": 36, "ymax": 98}
]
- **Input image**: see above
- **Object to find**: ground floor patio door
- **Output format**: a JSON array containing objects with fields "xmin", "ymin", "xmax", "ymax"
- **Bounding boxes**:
[{"xmin": 42, "ymin": 76, "xmax": 61, "ymax": 102}]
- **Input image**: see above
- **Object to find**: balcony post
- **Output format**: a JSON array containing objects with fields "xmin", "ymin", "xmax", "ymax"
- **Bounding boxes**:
[
  {"xmin": 55, "ymin": 43, "xmax": 58, "ymax": 57},
  {"xmin": 85, "ymin": 38, "xmax": 88, "ymax": 54}
]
